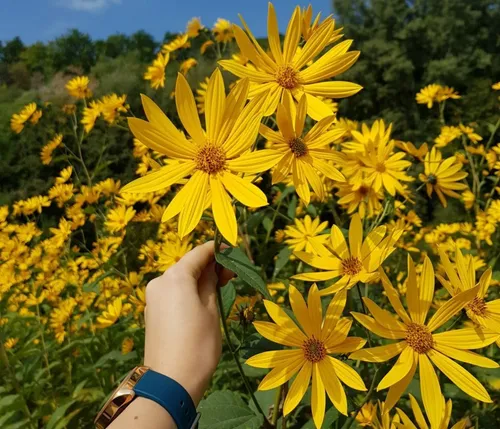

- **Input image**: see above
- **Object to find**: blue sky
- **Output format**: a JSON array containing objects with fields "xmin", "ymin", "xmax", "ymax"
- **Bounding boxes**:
[{"xmin": 1, "ymin": 0, "xmax": 333, "ymax": 45}]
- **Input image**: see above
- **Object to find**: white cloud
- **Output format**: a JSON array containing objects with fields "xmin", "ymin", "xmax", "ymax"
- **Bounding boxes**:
[{"xmin": 60, "ymin": 0, "xmax": 122, "ymax": 12}]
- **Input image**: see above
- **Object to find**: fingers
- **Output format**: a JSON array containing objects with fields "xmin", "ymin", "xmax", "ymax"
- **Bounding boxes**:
[
  {"xmin": 198, "ymin": 261, "xmax": 219, "ymax": 311},
  {"xmin": 172, "ymin": 241, "xmax": 216, "ymax": 280},
  {"xmin": 215, "ymin": 264, "xmax": 235, "ymax": 287}
]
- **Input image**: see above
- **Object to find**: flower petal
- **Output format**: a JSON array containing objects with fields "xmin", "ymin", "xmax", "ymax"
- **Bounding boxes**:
[
  {"xmin": 377, "ymin": 346, "xmax": 415, "ymax": 390},
  {"xmin": 433, "ymin": 343, "xmax": 499, "ymax": 368},
  {"xmin": 303, "ymin": 81, "xmax": 363, "ymax": 98},
  {"xmin": 329, "ymin": 356, "xmax": 367, "ymax": 391},
  {"xmin": 210, "ymin": 175, "xmax": 237, "ymax": 245},
  {"xmin": 263, "ymin": 299, "xmax": 308, "ymax": 343},
  {"xmin": 384, "ymin": 351, "xmax": 417, "ymax": 412},
  {"xmin": 432, "ymin": 327, "xmax": 500, "ymax": 349},
  {"xmin": 351, "ymin": 312, "xmax": 406, "ymax": 339},
  {"xmin": 349, "ymin": 213, "xmax": 363, "ymax": 258},
  {"xmin": 418, "ymin": 353, "xmax": 443, "ymax": 429},
  {"xmin": 246, "ymin": 349, "xmax": 303, "ymax": 368},
  {"xmin": 288, "ymin": 285, "xmax": 314, "ymax": 337},
  {"xmin": 328, "ymin": 337, "xmax": 366, "ymax": 354},
  {"xmin": 258, "ymin": 358, "xmax": 305, "ymax": 391},
  {"xmin": 379, "ymin": 269, "xmax": 412, "ymax": 325},
  {"xmin": 175, "ymin": 73, "xmax": 206, "ymax": 144},
  {"xmin": 362, "ymin": 297, "xmax": 408, "ymax": 332},
  {"xmin": 283, "ymin": 361, "xmax": 312, "ymax": 415},
  {"xmin": 318, "ymin": 359, "xmax": 347, "ymax": 416},
  {"xmin": 227, "ymin": 149, "xmax": 283, "ymax": 174},
  {"xmin": 205, "ymin": 69, "xmax": 226, "ymax": 143},
  {"xmin": 349, "ymin": 341, "xmax": 406, "ymax": 362},
  {"xmin": 253, "ymin": 321, "xmax": 304, "ymax": 347},
  {"xmin": 220, "ymin": 172, "xmax": 268, "ymax": 207},
  {"xmin": 178, "ymin": 171, "xmax": 209, "ymax": 237},
  {"xmin": 321, "ymin": 290, "xmax": 347, "ymax": 342}
]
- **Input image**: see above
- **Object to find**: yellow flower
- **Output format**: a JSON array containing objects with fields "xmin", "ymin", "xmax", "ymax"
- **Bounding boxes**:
[
  {"xmin": 65, "ymin": 76, "xmax": 92, "ymax": 99},
  {"xmin": 105, "ymin": 205, "xmax": 136, "ymax": 233},
  {"xmin": 144, "ymin": 53, "xmax": 170, "ymax": 89},
  {"xmin": 284, "ymin": 215, "xmax": 329, "ymax": 254},
  {"xmin": 492, "ymin": 81, "xmax": 500, "ymax": 90},
  {"xmin": 246, "ymin": 285, "xmax": 367, "ymax": 428},
  {"xmin": 336, "ymin": 179, "xmax": 383, "ymax": 219},
  {"xmin": 162, "ymin": 34, "xmax": 190, "ymax": 53},
  {"xmin": 219, "ymin": 4, "xmax": 361, "ymax": 120},
  {"xmin": 40, "ymin": 134, "xmax": 63, "ymax": 165},
  {"xmin": 300, "ymin": 4, "xmax": 343, "ymax": 44},
  {"xmin": 462, "ymin": 190, "xmax": 475, "ymax": 210},
  {"xmin": 4, "ymin": 337, "xmax": 19, "ymax": 350},
  {"xmin": 212, "ymin": 18, "xmax": 234, "ymax": 43},
  {"xmin": 195, "ymin": 77, "xmax": 209, "ymax": 114},
  {"xmin": 267, "ymin": 282, "xmax": 286, "ymax": 303},
  {"xmin": 96, "ymin": 298, "xmax": 123, "ymax": 328},
  {"xmin": 434, "ymin": 125, "xmax": 462, "ymax": 148},
  {"xmin": 228, "ymin": 295, "xmax": 260, "ymax": 324},
  {"xmin": 10, "ymin": 102, "xmax": 40, "ymax": 134},
  {"xmin": 459, "ymin": 124, "xmax": 482, "ymax": 143},
  {"xmin": 179, "ymin": 58, "xmax": 197, "ymax": 75},
  {"xmin": 121, "ymin": 338, "xmax": 134, "ymax": 354},
  {"xmin": 186, "ymin": 17, "xmax": 204, "ymax": 37},
  {"xmin": 99, "ymin": 94, "xmax": 127, "ymax": 123},
  {"xmin": 200, "ymin": 40, "xmax": 214, "ymax": 54},
  {"xmin": 416, "ymin": 84, "xmax": 441, "ymax": 108},
  {"xmin": 293, "ymin": 214, "xmax": 402, "ymax": 295},
  {"xmin": 419, "ymin": 147, "xmax": 468, "ymax": 207},
  {"xmin": 436, "ymin": 86, "xmax": 461, "ymax": 102},
  {"xmin": 30, "ymin": 109, "xmax": 43, "ymax": 125},
  {"xmin": 397, "ymin": 394, "xmax": 471, "ymax": 429},
  {"xmin": 355, "ymin": 401, "xmax": 377, "ymax": 427},
  {"xmin": 62, "ymin": 104, "xmax": 76, "ymax": 115},
  {"xmin": 81, "ymin": 101, "xmax": 101, "ymax": 133},
  {"xmin": 260, "ymin": 95, "xmax": 345, "ymax": 204},
  {"xmin": 95, "ymin": 178, "xmax": 121, "ymax": 196},
  {"xmin": 156, "ymin": 235, "xmax": 193, "ymax": 271},
  {"xmin": 350, "ymin": 255, "xmax": 499, "ymax": 422},
  {"xmin": 13, "ymin": 196, "xmax": 51, "ymax": 216},
  {"xmin": 122, "ymin": 70, "xmax": 282, "ymax": 245},
  {"xmin": 55, "ymin": 166, "xmax": 73, "ymax": 184},
  {"xmin": 395, "ymin": 141, "xmax": 427, "ymax": 160},
  {"xmin": 48, "ymin": 183, "xmax": 74, "ymax": 207},
  {"xmin": 129, "ymin": 286, "xmax": 146, "ymax": 314}
]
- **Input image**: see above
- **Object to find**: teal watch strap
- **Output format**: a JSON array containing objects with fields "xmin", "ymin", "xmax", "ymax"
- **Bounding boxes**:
[{"xmin": 134, "ymin": 370, "xmax": 199, "ymax": 429}]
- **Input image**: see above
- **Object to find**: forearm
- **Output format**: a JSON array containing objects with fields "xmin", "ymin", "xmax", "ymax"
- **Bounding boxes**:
[{"xmin": 109, "ymin": 397, "xmax": 176, "ymax": 429}]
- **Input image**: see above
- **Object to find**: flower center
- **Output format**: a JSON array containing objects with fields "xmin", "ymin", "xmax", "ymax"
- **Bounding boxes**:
[
  {"xmin": 302, "ymin": 336, "xmax": 326, "ymax": 363},
  {"xmin": 427, "ymin": 173, "xmax": 438, "ymax": 185},
  {"xmin": 375, "ymin": 162, "xmax": 386, "ymax": 173},
  {"xmin": 406, "ymin": 323, "xmax": 433, "ymax": 354},
  {"xmin": 466, "ymin": 296, "xmax": 487, "ymax": 316},
  {"xmin": 341, "ymin": 256, "xmax": 363, "ymax": 276},
  {"xmin": 195, "ymin": 143, "xmax": 226, "ymax": 174},
  {"xmin": 288, "ymin": 137, "xmax": 308, "ymax": 158},
  {"xmin": 276, "ymin": 65, "xmax": 299, "ymax": 89},
  {"xmin": 358, "ymin": 185, "xmax": 369, "ymax": 197}
]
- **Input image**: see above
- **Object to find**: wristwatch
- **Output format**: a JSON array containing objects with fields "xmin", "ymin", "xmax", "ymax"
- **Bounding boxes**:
[{"xmin": 95, "ymin": 366, "xmax": 200, "ymax": 429}]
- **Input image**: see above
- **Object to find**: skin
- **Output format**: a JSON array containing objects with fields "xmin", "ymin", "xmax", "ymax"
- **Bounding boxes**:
[{"xmin": 109, "ymin": 241, "xmax": 233, "ymax": 429}]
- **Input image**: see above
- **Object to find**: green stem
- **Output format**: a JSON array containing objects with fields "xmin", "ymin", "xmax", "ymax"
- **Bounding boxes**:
[{"xmin": 272, "ymin": 385, "xmax": 283, "ymax": 426}]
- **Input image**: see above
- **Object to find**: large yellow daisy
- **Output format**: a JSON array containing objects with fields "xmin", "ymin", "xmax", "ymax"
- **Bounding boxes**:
[
  {"xmin": 349, "ymin": 255, "xmax": 499, "ymax": 426},
  {"xmin": 219, "ymin": 3, "xmax": 361, "ymax": 120},
  {"xmin": 122, "ymin": 69, "xmax": 283, "ymax": 244},
  {"xmin": 246, "ymin": 285, "xmax": 367, "ymax": 429},
  {"xmin": 293, "ymin": 214, "xmax": 402, "ymax": 295}
]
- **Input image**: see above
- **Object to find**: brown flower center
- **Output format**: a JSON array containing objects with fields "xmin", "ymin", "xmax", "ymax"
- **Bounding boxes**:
[
  {"xmin": 375, "ymin": 162, "xmax": 386, "ymax": 173},
  {"xmin": 341, "ymin": 256, "xmax": 363, "ymax": 276},
  {"xmin": 406, "ymin": 323, "xmax": 433, "ymax": 354},
  {"xmin": 288, "ymin": 137, "xmax": 308, "ymax": 158},
  {"xmin": 358, "ymin": 185, "xmax": 369, "ymax": 197},
  {"xmin": 302, "ymin": 336, "xmax": 326, "ymax": 363},
  {"xmin": 427, "ymin": 173, "xmax": 438, "ymax": 185},
  {"xmin": 466, "ymin": 296, "xmax": 487, "ymax": 316},
  {"xmin": 276, "ymin": 65, "xmax": 299, "ymax": 89},
  {"xmin": 195, "ymin": 143, "xmax": 226, "ymax": 174}
]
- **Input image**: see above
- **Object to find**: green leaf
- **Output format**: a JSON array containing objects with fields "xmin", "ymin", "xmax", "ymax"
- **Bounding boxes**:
[
  {"xmin": 94, "ymin": 350, "xmax": 138, "ymax": 368},
  {"xmin": 273, "ymin": 247, "xmax": 292, "ymax": 278},
  {"xmin": 46, "ymin": 400, "xmax": 76, "ymax": 429},
  {"xmin": 0, "ymin": 395, "xmax": 20, "ymax": 411},
  {"xmin": 53, "ymin": 409, "xmax": 81, "ymax": 429},
  {"xmin": 300, "ymin": 406, "xmax": 339, "ymax": 428},
  {"xmin": 249, "ymin": 389, "xmax": 276, "ymax": 416},
  {"xmin": 215, "ymin": 248, "xmax": 271, "ymax": 299},
  {"xmin": 199, "ymin": 391, "xmax": 264, "ymax": 429},
  {"xmin": 287, "ymin": 194, "xmax": 297, "ymax": 219},
  {"xmin": 262, "ymin": 217, "xmax": 273, "ymax": 233},
  {"xmin": 221, "ymin": 281, "xmax": 236, "ymax": 320},
  {"xmin": 82, "ymin": 270, "xmax": 114, "ymax": 293},
  {"xmin": 0, "ymin": 411, "xmax": 17, "ymax": 426}
]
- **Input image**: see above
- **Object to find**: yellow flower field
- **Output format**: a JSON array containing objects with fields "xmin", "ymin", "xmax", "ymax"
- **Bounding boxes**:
[{"xmin": 1, "ymin": 3, "xmax": 499, "ymax": 428}]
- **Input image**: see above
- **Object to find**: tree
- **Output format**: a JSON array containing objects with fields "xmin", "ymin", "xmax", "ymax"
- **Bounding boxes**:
[
  {"xmin": 1, "ymin": 37, "xmax": 25, "ymax": 64},
  {"xmin": 51, "ymin": 29, "xmax": 96, "ymax": 72},
  {"xmin": 103, "ymin": 33, "xmax": 131, "ymax": 58},
  {"xmin": 130, "ymin": 30, "xmax": 158, "ymax": 62},
  {"xmin": 20, "ymin": 42, "xmax": 54, "ymax": 76}
]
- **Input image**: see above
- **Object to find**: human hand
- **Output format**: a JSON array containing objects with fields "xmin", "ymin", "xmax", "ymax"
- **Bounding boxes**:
[{"xmin": 143, "ymin": 241, "xmax": 233, "ymax": 406}]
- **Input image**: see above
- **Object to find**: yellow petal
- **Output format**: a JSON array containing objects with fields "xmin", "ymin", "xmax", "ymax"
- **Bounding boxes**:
[
  {"xmin": 205, "ymin": 68, "xmax": 226, "ymax": 144},
  {"xmin": 294, "ymin": 251, "xmax": 341, "ymax": 271},
  {"xmin": 432, "ymin": 327, "xmax": 500, "ymax": 349},
  {"xmin": 329, "ymin": 357, "xmax": 367, "ymax": 391},
  {"xmin": 288, "ymin": 285, "xmax": 314, "ymax": 337},
  {"xmin": 263, "ymin": 299, "xmax": 308, "ymax": 343},
  {"xmin": 307, "ymin": 284, "xmax": 322, "ymax": 338},
  {"xmin": 291, "ymin": 270, "xmax": 339, "ymax": 282},
  {"xmin": 427, "ymin": 349, "xmax": 492, "ymax": 403},
  {"xmin": 246, "ymin": 349, "xmax": 303, "ymax": 368},
  {"xmin": 329, "ymin": 337, "xmax": 366, "ymax": 354},
  {"xmin": 226, "ymin": 149, "xmax": 283, "ymax": 174},
  {"xmin": 419, "ymin": 353, "xmax": 443, "ymax": 429},
  {"xmin": 379, "ymin": 268, "xmax": 412, "ymax": 325},
  {"xmin": 178, "ymin": 171, "xmax": 209, "ymax": 237},
  {"xmin": 384, "ymin": 352, "xmax": 417, "ymax": 412},
  {"xmin": 406, "ymin": 254, "xmax": 421, "ymax": 323},
  {"xmin": 325, "ymin": 318, "xmax": 352, "ymax": 350},
  {"xmin": 219, "ymin": 78, "xmax": 249, "ymax": 142},
  {"xmin": 301, "ymin": 158, "xmax": 325, "ymax": 201},
  {"xmin": 321, "ymin": 290, "xmax": 347, "ymax": 342},
  {"xmin": 377, "ymin": 346, "xmax": 415, "ymax": 390},
  {"xmin": 258, "ymin": 358, "xmax": 305, "ymax": 391},
  {"xmin": 276, "ymin": 102, "xmax": 295, "ymax": 140},
  {"xmin": 220, "ymin": 171, "xmax": 268, "ymax": 207},
  {"xmin": 318, "ymin": 359, "xmax": 347, "ymax": 416},
  {"xmin": 408, "ymin": 394, "xmax": 429, "ymax": 429},
  {"xmin": 311, "ymin": 157, "xmax": 345, "ymax": 182},
  {"xmin": 293, "ymin": 19, "xmax": 334, "ymax": 70},
  {"xmin": 272, "ymin": 152, "xmax": 294, "ymax": 184},
  {"xmin": 362, "ymin": 297, "xmax": 408, "ymax": 333},
  {"xmin": 267, "ymin": 3, "xmax": 283, "ymax": 65},
  {"xmin": 349, "ymin": 213, "xmax": 363, "ymax": 258},
  {"xmin": 253, "ymin": 321, "xmax": 304, "ymax": 347},
  {"xmin": 350, "ymin": 312, "xmax": 406, "ymax": 339},
  {"xmin": 295, "ymin": 94, "xmax": 307, "ymax": 137},
  {"xmin": 210, "ymin": 175, "xmax": 237, "ymax": 245},
  {"xmin": 433, "ymin": 343, "xmax": 499, "ymax": 368},
  {"xmin": 175, "ymin": 73, "xmax": 205, "ymax": 144},
  {"xmin": 122, "ymin": 161, "xmax": 195, "ymax": 193},
  {"xmin": 330, "ymin": 225, "xmax": 350, "ymax": 259},
  {"xmin": 282, "ymin": 6, "xmax": 301, "ymax": 64},
  {"xmin": 303, "ymin": 81, "xmax": 363, "ymax": 98},
  {"xmin": 426, "ymin": 285, "xmax": 479, "ymax": 332},
  {"xmin": 303, "ymin": 92, "xmax": 334, "ymax": 121},
  {"xmin": 349, "ymin": 341, "xmax": 406, "ymax": 362},
  {"xmin": 292, "ymin": 158, "xmax": 311, "ymax": 205},
  {"xmin": 419, "ymin": 256, "xmax": 435, "ymax": 323},
  {"xmin": 283, "ymin": 361, "xmax": 312, "ymax": 415}
]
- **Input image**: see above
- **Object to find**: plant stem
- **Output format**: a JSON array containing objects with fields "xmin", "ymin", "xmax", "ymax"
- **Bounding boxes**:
[
  {"xmin": 272, "ymin": 385, "xmax": 283, "ymax": 426},
  {"xmin": 213, "ymin": 230, "xmax": 272, "ymax": 428},
  {"xmin": 340, "ymin": 366, "xmax": 382, "ymax": 429}
]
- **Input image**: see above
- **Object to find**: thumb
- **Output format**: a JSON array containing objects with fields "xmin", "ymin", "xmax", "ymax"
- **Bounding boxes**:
[{"xmin": 198, "ymin": 261, "xmax": 219, "ymax": 312}]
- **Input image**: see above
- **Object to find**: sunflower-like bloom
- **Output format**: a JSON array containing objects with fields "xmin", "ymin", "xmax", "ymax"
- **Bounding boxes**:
[
  {"xmin": 395, "ymin": 141, "xmax": 428, "ymax": 161},
  {"xmin": 105, "ymin": 205, "xmax": 136, "ymax": 233},
  {"xmin": 122, "ymin": 70, "xmax": 282, "ymax": 245},
  {"xmin": 186, "ymin": 17, "xmax": 204, "ymax": 38},
  {"xmin": 284, "ymin": 215, "xmax": 329, "ymax": 254},
  {"xmin": 55, "ymin": 166, "xmax": 73, "ymax": 184},
  {"xmin": 419, "ymin": 147, "xmax": 468, "ymax": 207},
  {"xmin": 180, "ymin": 58, "xmax": 197, "ymax": 75},
  {"xmin": 65, "ymin": 76, "xmax": 92, "ymax": 99},
  {"xmin": 10, "ymin": 102, "xmax": 42, "ymax": 134},
  {"xmin": 434, "ymin": 125, "xmax": 462, "ymax": 148},
  {"xmin": 349, "ymin": 255, "xmax": 499, "ymax": 423},
  {"xmin": 144, "ymin": 53, "xmax": 170, "ymax": 89},
  {"xmin": 246, "ymin": 285, "xmax": 367, "ymax": 428},
  {"xmin": 300, "ymin": 4, "xmax": 343, "ymax": 43},
  {"xmin": 212, "ymin": 18, "xmax": 234, "ymax": 43},
  {"xmin": 219, "ymin": 3, "xmax": 361, "ymax": 120},
  {"xmin": 436, "ymin": 85, "xmax": 461, "ymax": 102},
  {"xmin": 195, "ymin": 77, "xmax": 209, "ymax": 113},
  {"xmin": 438, "ymin": 247, "xmax": 500, "ymax": 343},
  {"xmin": 293, "ymin": 214, "xmax": 402, "ymax": 295},
  {"xmin": 396, "ymin": 394, "xmax": 470, "ymax": 429},
  {"xmin": 96, "ymin": 298, "xmax": 123, "ymax": 328},
  {"xmin": 99, "ymin": 94, "xmax": 127, "ymax": 123},
  {"xmin": 81, "ymin": 101, "xmax": 101, "ymax": 133},
  {"xmin": 492, "ymin": 81, "xmax": 500, "ymax": 90},
  {"xmin": 336, "ymin": 180, "xmax": 383, "ymax": 219},
  {"xmin": 260, "ymin": 95, "xmax": 345, "ymax": 204},
  {"xmin": 459, "ymin": 123, "xmax": 482, "ymax": 143},
  {"xmin": 40, "ymin": 134, "xmax": 63, "ymax": 165},
  {"xmin": 162, "ymin": 34, "xmax": 190, "ymax": 53},
  {"xmin": 415, "ymin": 84, "xmax": 441, "ymax": 108}
]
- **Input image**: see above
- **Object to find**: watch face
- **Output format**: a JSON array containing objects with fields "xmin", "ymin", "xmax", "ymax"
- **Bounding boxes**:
[{"xmin": 95, "ymin": 366, "xmax": 149, "ymax": 429}]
